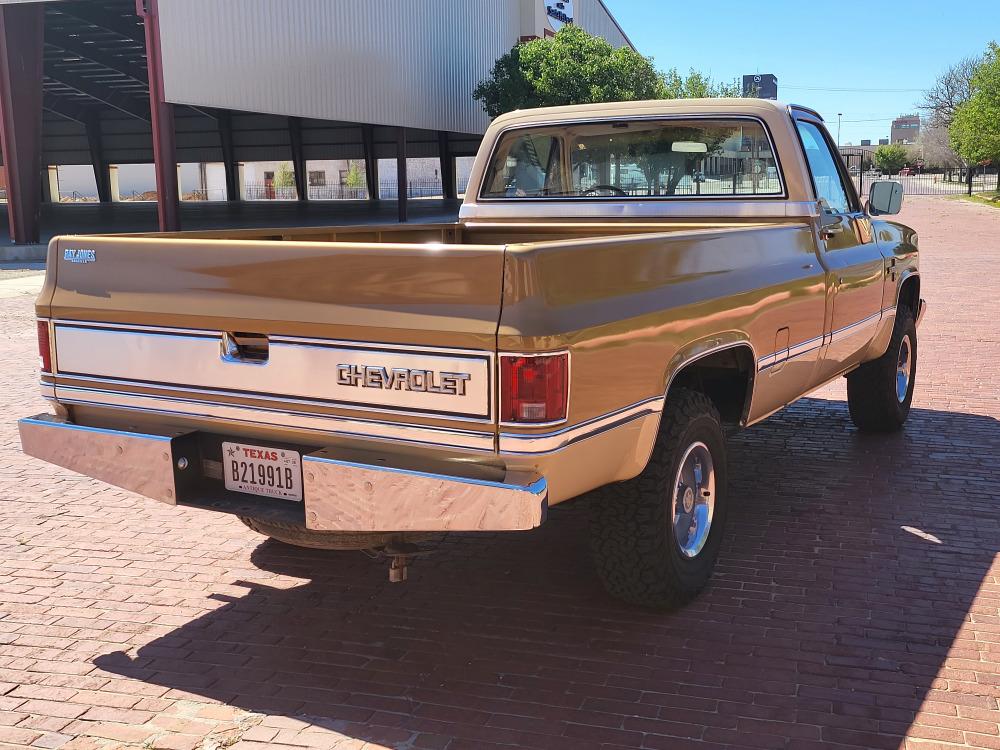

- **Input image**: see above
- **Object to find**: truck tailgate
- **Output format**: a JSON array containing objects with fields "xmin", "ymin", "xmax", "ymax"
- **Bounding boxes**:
[{"xmin": 41, "ymin": 235, "xmax": 504, "ymax": 439}]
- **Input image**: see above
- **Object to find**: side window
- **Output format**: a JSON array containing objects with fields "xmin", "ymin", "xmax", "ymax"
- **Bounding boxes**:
[{"xmin": 796, "ymin": 121, "xmax": 851, "ymax": 214}]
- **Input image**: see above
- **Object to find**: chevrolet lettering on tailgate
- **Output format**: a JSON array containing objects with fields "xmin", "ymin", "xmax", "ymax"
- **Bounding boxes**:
[{"xmin": 336, "ymin": 364, "xmax": 472, "ymax": 396}]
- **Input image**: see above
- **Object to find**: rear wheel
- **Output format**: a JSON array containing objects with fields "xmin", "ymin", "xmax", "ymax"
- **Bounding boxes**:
[
  {"xmin": 589, "ymin": 388, "xmax": 728, "ymax": 610},
  {"xmin": 847, "ymin": 306, "xmax": 917, "ymax": 432}
]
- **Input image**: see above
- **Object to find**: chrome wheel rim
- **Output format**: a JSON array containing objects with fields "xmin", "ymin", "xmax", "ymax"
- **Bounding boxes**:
[
  {"xmin": 670, "ymin": 441, "xmax": 716, "ymax": 558},
  {"xmin": 896, "ymin": 334, "xmax": 912, "ymax": 403}
]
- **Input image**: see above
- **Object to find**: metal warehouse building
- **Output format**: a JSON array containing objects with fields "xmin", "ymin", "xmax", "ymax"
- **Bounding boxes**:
[{"xmin": 0, "ymin": 0, "xmax": 632, "ymax": 245}]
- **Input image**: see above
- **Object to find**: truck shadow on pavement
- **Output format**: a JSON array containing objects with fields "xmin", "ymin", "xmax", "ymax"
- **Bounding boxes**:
[{"xmin": 95, "ymin": 397, "xmax": 1000, "ymax": 750}]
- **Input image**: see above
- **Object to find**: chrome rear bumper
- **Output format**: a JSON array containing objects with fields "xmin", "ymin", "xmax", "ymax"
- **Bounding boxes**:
[{"xmin": 18, "ymin": 414, "xmax": 547, "ymax": 532}]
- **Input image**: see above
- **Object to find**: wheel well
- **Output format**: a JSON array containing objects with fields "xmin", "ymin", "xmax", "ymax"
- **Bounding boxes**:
[
  {"xmin": 668, "ymin": 346, "xmax": 755, "ymax": 427},
  {"xmin": 898, "ymin": 274, "xmax": 920, "ymax": 313}
]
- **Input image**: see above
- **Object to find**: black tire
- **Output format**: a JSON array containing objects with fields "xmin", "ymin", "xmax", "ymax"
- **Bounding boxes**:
[
  {"xmin": 588, "ymin": 388, "xmax": 728, "ymax": 610},
  {"xmin": 238, "ymin": 516, "xmax": 437, "ymax": 550},
  {"xmin": 847, "ymin": 306, "xmax": 917, "ymax": 433}
]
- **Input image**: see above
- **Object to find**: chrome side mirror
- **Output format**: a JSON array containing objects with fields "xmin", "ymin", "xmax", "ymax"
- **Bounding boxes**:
[{"xmin": 868, "ymin": 180, "xmax": 903, "ymax": 216}]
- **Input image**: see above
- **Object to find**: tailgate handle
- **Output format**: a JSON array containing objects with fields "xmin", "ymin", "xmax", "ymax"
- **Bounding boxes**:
[{"xmin": 221, "ymin": 332, "xmax": 269, "ymax": 365}]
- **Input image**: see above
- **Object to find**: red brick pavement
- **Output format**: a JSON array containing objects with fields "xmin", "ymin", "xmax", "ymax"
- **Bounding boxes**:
[{"xmin": 0, "ymin": 196, "xmax": 998, "ymax": 750}]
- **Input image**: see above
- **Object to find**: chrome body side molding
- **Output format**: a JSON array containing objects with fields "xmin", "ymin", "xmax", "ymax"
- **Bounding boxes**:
[
  {"xmin": 499, "ymin": 397, "xmax": 664, "ymax": 455},
  {"xmin": 54, "ymin": 386, "xmax": 496, "ymax": 452},
  {"xmin": 757, "ymin": 307, "xmax": 891, "ymax": 372}
]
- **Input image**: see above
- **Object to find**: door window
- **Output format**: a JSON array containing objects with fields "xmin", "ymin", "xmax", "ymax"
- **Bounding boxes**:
[{"xmin": 796, "ymin": 120, "xmax": 851, "ymax": 214}]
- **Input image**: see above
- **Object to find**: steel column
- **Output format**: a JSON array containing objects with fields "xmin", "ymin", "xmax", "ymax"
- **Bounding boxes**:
[
  {"xmin": 438, "ymin": 130, "xmax": 456, "ymax": 200},
  {"xmin": 137, "ymin": 0, "xmax": 179, "ymax": 231},
  {"xmin": 217, "ymin": 110, "xmax": 238, "ymax": 201},
  {"xmin": 84, "ymin": 112, "xmax": 112, "ymax": 203},
  {"xmin": 361, "ymin": 124, "xmax": 379, "ymax": 201},
  {"xmin": 396, "ymin": 127, "xmax": 407, "ymax": 223},
  {"xmin": 0, "ymin": 4, "xmax": 44, "ymax": 243},
  {"xmin": 288, "ymin": 116, "xmax": 307, "ymax": 201}
]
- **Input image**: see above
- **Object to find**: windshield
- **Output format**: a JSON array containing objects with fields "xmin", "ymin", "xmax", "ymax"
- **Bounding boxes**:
[{"xmin": 481, "ymin": 118, "xmax": 783, "ymax": 199}]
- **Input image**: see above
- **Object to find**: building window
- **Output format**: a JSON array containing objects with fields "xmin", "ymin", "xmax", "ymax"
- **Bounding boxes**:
[{"xmin": 308, "ymin": 170, "xmax": 326, "ymax": 187}]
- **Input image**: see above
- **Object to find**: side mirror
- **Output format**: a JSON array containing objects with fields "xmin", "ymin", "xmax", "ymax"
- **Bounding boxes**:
[{"xmin": 868, "ymin": 180, "xmax": 903, "ymax": 216}]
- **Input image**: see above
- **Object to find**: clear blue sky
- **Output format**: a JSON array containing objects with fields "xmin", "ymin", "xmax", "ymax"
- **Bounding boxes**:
[{"xmin": 602, "ymin": 0, "xmax": 1000, "ymax": 145}]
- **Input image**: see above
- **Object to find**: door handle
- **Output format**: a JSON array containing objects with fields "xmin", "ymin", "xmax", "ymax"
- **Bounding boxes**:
[
  {"xmin": 820, "ymin": 223, "xmax": 845, "ymax": 240},
  {"xmin": 221, "ymin": 332, "xmax": 270, "ymax": 365}
]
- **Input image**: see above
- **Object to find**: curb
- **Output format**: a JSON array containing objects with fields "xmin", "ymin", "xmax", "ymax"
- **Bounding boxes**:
[{"xmin": 0, "ymin": 244, "xmax": 47, "ymax": 263}]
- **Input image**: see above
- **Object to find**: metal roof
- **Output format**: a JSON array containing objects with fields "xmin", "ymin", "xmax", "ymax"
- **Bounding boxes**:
[{"xmin": 41, "ymin": 0, "xmax": 153, "ymax": 125}]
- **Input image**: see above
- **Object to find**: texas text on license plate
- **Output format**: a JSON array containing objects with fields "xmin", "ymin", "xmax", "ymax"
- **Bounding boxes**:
[{"xmin": 222, "ymin": 442, "xmax": 303, "ymax": 501}]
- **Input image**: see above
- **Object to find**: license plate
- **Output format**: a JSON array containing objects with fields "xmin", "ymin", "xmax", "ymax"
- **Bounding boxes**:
[{"xmin": 222, "ymin": 442, "xmax": 302, "ymax": 501}]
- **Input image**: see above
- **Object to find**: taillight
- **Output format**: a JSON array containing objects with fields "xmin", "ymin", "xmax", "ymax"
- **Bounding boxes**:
[
  {"xmin": 500, "ymin": 352, "xmax": 569, "ymax": 424},
  {"xmin": 37, "ymin": 320, "xmax": 52, "ymax": 373}
]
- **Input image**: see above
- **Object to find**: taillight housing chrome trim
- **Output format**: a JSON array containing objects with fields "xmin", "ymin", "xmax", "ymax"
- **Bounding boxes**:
[
  {"xmin": 37, "ymin": 319, "xmax": 53, "ymax": 374},
  {"xmin": 498, "ymin": 350, "xmax": 570, "ymax": 427}
]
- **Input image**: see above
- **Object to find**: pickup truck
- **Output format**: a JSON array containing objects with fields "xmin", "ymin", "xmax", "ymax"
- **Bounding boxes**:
[{"xmin": 19, "ymin": 99, "xmax": 925, "ymax": 609}]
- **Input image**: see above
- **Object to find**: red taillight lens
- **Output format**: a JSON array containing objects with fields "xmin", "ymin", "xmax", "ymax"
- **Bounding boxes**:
[
  {"xmin": 37, "ymin": 320, "xmax": 52, "ymax": 373},
  {"xmin": 500, "ymin": 352, "xmax": 568, "ymax": 424}
]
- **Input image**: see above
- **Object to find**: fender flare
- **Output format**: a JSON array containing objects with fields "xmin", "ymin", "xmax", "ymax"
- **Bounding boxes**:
[
  {"xmin": 895, "ymin": 270, "xmax": 920, "ymax": 310},
  {"xmin": 634, "ymin": 334, "xmax": 757, "ymax": 475}
]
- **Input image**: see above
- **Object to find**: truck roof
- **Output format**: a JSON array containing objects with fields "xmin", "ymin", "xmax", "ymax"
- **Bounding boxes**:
[{"xmin": 489, "ymin": 98, "xmax": 814, "ymax": 129}]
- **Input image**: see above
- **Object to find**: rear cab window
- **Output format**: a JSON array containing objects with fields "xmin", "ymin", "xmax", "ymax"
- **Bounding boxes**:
[{"xmin": 481, "ymin": 118, "xmax": 784, "ymax": 200}]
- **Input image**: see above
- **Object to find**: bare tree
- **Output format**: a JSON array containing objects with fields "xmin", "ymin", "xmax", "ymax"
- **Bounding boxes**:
[
  {"xmin": 918, "ymin": 124, "xmax": 964, "ymax": 169},
  {"xmin": 920, "ymin": 55, "xmax": 982, "ymax": 127}
]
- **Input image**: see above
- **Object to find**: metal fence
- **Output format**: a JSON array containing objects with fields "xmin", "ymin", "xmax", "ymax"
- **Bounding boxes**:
[
  {"xmin": 182, "ymin": 188, "xmax": 229, "ymax": 202},
  {"xmin": 841, "ymin": 150, "xmax": 999, "ymax": 196},
  {"xmin": 242, "ymin": 178, "xmax": 472, "ymax": 202},
  {"xmin": 575, "ymin": 175, "xmax": 783, "ymax": 197},
  {"xmin": 853, "ymin": 169, "xmax": 998, "ymax": 197}
]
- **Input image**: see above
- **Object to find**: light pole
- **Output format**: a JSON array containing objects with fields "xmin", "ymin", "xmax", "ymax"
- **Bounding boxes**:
[{"xmin": 837, "ymin": 113, "xmax": 843, "ymax": 146}]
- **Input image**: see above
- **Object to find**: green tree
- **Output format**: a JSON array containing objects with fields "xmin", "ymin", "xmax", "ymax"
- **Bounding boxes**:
[
  {"xmin": 273, "ymin": 162, "xmax": 295, "ymax": 189},
  {"xmin": 661, "ymin": 68, "xmax": 742, "ymax": 99},
  {"xmin": 874, "ymin": 144, "xmax": 909, "ymax": 175},
  {"xmin": 949, "ymin": 42, "xmax": 1000, "ymax": 169},
  {"xmin": 473, "ymin": 26, "xmax": 665, "ymax": 118},
  {"xmin": 343, "ymin": 160, "xmax": 365, "ymax": 189}
]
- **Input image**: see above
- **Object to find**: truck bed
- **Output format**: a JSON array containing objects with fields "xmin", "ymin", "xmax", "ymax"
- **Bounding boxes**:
[{"xmin": 38, "ymin": 217, "xmax": 815, "ymax": 479}]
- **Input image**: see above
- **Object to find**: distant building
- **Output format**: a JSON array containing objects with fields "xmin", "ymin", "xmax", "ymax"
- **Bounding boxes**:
[
  {"xmin": 879, "ymin": 138, "xmax": 890, "ymax": 146},
  {"xmin": 742, "ymin": 74, "xmax": 778, "ymax": 100},
  {"xmin": 861, "ymin": 139, "xmax": 871, "ymax": 146},
  {"xmin": 891, "ymin": 115, "xmax": 920, "ymax": 145}
]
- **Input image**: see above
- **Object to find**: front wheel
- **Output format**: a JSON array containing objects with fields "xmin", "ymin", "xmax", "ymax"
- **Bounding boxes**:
[
  {"xmin": 588, "ymin": 388, "xmax": 728, "ymax": 610},
  {"xmin": 847, "ymin": 306, "xmax": 917, "ymax": 432}
]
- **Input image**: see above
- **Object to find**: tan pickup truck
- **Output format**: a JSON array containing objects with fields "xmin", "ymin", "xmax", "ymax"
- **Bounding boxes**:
[{"xmin": 20, "ymin": 99, "xmax": 925, "ymax": 609}]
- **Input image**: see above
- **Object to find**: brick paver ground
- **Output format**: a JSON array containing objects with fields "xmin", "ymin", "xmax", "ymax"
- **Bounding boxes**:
[{"xmin": 0, "ymin": 196, "xmax": 998, "ymax": 750}]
